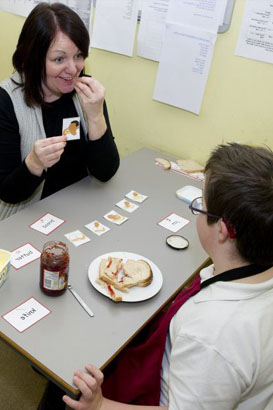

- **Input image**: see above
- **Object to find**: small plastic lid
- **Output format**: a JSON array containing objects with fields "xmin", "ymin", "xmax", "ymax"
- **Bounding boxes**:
[{"xmin": 166, "ymin": 235, "xmax": 189, "ymax": 250}]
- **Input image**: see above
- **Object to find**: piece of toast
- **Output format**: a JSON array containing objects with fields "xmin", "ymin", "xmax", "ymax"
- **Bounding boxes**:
[
  {"xmin": 95, "ymin": 278, "xmax": 123, "ymax": 302},
  {"xmin": 99, "ymin": 257, "xmax": 153, "ymax": 293},
  {"xmin": 176, "ymin": 159, "xmax": 204, "ymax": 173},
  {"xmin": 155, "ymin": 157, "xmax": 171, "ymax": 170}
]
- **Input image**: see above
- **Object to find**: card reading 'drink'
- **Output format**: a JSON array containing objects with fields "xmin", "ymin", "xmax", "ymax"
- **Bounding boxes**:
[
  {"xmin": 62, "ymin": 117, "xmax": 80, "ymax": 141},
  {"xmin": 158, "ymin": 213, "xmax": 190, "ymax": 233}
]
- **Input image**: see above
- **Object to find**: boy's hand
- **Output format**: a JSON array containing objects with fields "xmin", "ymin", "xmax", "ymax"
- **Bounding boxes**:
[
  {"xmin": 62, "ymin": 364, "xmax": 104, "ymax": 410},
  {"xmin": 25, "ymin": 136, "xmax": 67, "ymax": 176}
]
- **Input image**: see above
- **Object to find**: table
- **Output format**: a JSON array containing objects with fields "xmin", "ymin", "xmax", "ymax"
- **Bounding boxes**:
[{"xmin": 0, "ymin": 148, "xmax": 208, "ymax": 396}]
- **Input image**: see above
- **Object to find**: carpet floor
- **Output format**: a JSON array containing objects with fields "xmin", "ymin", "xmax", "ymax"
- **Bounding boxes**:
[{"xmin": 0, "ymin": 339, "xmax": 47, "ymax": 410}]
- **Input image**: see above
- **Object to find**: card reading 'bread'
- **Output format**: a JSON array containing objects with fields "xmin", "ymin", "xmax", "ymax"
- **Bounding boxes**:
[
  {"xmin": 104, "ymin": 210, "xmax": 128, "ymax": 225},
  {"xmin": 85, "ymin": 220, "xmax": 110, "ymax": 236},
  {"xmin": 158, "ymin": 213, "xmax": 190, "ymax": 233},
  {"xmin": 64, "ymin": 230, "xmax": 90, "ymax": 247},
  {"xmin": 116, "ymin": 199, "xmax": 139, "ymax": 213},
  {"xmin": 125, "ymin": 190, "xmax": 148, "ymax": 203},
  {"xmin": 62, "ymin": 117, "xmax": 80, "ymax": 141}
]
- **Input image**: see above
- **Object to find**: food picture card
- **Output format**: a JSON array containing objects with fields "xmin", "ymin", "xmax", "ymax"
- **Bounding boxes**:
[
  {"xmin": 11, "ymin": 243, "xmax": 41, "ymax": 270},
  {"xmin": 116, "ymin": 199, "xmax": 139, "ymax": 213},
  {"xmin": 104, "ymin": 210, "xmax": 128, "ymax": 225},
  {"xmin": 30, "ymin": 213, "xmax": 65, "ymax": 235},
  {"xmin": 85, "ymin": 220, "xmax": 110, "ymax": 236},
  {"xmin": 62, "ymin": 117, "xmax": 80, "ymax": 141},
  {"xmin": 2, "ymin": 297, "xmax": 51, "ymax": 333},
  {"xmin": 158, "ymin": 213, "xmax": 190, "ymax": 233},
  {"xmin": 64, "ymin": 230, "xmax": 90, "ymax": 247},
  {"xmin": 125, "ymin": 190, "xmax": 148, "ymax": 203}
]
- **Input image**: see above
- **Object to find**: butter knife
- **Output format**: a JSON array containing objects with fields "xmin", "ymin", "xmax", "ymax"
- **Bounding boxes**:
[{"xmin": 67, "ymin": 283, "xmax": 94, "ymax": 317}]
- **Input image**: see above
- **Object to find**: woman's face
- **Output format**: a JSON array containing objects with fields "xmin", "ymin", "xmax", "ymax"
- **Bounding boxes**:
[{"xmin": 43, "ymin": 31, "xmax": 85, "ymax": 102}]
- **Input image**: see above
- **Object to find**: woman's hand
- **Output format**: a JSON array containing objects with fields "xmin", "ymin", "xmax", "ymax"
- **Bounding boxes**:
[
  {"xmin": 25, "ymin": 136, "xmax": 67, "ymax": 176},
  {"xmin": 74, "ymin": 77, "xmax": 107, "ymax": 141},
  {"xmin": 63, "ymin": 364, "xmax": 104, "ymax": 410}
]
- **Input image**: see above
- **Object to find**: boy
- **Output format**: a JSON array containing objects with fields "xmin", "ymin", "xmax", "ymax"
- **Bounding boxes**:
[{"xmin": 44, "ymin": 143, "xmax": 273, "ymax": 410}]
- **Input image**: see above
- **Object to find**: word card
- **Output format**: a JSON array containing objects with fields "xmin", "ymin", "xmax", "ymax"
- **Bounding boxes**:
[
  {"xmin": 30, "ymin": 213, "xmax": 65, "ymax": 235},
  {"xmin": 62, "ymin": 116, "xmax": 80, "ymax": 141},
  {"xmin": 125, "ymin": 190, "xmax": 148, "ymax": 203},
  {"xmin": 104, "ymin": 210, "xmax": 128, "ymax": 225},
  {"xmin": 158, "ymin": 213, "xmax": 190, "ymax": 233},
  {"xmin": 11, "ymin": 243, "xmax": 41, "ymax": 270},
  {"xmin": 116, "ymin": 199, "xmax": 139, "ymax": 213},
  {"xmin": 64, "ymin": 230, "xmax": 90, "ymax": 247},
  {"xmin": 85, "ymin": 220, "xmax": 110, "ymax": 236},
  {"xmin": 2, "ymin": 297, "xmax": 51, "ymax": 333}
]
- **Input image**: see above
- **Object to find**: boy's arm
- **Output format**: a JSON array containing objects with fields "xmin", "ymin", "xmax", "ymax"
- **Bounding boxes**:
[{"xmin": 62, "ymin": 364, "xmax": 167, "ymax": 410}]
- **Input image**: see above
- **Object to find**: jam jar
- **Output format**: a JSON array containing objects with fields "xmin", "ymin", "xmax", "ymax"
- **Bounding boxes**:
[{"xmin": 40, "ymin": 241, "xmax": 69, "ymax": 296}]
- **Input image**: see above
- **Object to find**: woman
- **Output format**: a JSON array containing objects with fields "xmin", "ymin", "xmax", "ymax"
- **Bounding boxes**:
[{"xmin": 0, "ymin": 2, "xmax": 120, "ymax": 220}]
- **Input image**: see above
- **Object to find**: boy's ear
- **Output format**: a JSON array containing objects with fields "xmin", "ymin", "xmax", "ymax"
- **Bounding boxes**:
[{"xmin": 218, "ymin": 219, "xmax": 230, "ymax": 243}]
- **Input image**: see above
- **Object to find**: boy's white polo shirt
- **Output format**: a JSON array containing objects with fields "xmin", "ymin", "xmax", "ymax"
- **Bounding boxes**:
[{"xmin": 160, "ymin": 265, "xmax": 273, "ymax": 410}]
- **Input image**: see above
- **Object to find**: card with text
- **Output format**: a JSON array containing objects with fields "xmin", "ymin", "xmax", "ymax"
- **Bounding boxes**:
[
  {"xmin": 64, "ymin": 230, "xmax": 90, "ymax": 247},
  {"xmin": 158, "ymin": 213, "xmax": 190, "ymax": 233},
  {"xmin": 104, "ymin": 210, "xmax": 128, "ymax": 225},
  {"xmin": 11, "ymin": 243, "xmax": 41, "ymax": 270},
  {"xmin": 2, "ymin": 297, "xmax": 51, "ymax": 333},
  {"xmin": 62, "ymin": 117, "xmax": 80, "ymax": 141},
  {"xmin": 116, "ymin": 199, "xmax": 139, "ymax": 213},
  {"xmin": 30, "ymin": 213, "xmax": 65, "ymax": 235},
  {"xmin": 85, "ymin": 220, "xmax": 110, "ymax": 236},
  {"xmin": 125, "ymin": 190, "xmax": 148, "ymax": 203}
]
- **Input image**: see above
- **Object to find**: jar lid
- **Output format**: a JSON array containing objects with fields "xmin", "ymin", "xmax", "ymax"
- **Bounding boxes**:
[{"xmin": 166, "ymin": 235, "xmax": 189, "ymax": 250}]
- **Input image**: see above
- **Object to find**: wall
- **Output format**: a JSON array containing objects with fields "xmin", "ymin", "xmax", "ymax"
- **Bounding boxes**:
[{"xmin": 0, "ymin": 0, "xmax": 273, "ymax": 164}]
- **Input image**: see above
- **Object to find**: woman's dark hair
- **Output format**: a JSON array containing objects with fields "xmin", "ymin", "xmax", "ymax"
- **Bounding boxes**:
[
  {"xmin": 12, "ymin": 2, "xmax": 90, "ymax": 106},
  {"xmin": 204, "ymin": 143, "xmax": 273, "ymax": 265}
]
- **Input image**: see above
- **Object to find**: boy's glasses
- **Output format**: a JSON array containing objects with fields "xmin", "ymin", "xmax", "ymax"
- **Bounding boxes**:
[
  {"xmin": 189, "ymin": 197, "xmax": 221, "ymax": 219},
  {"xmin": 189, "ymin": 197, "xmax": 237, "ymax": 238}
]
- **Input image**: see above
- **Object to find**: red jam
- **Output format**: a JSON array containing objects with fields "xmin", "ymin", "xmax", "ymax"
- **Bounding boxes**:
[{"xmin": 40, "ymin": 241, "xmax": 69, "ymax": 296}]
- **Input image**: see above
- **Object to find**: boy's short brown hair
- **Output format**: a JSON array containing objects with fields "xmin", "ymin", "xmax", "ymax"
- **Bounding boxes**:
[{"xmin": 204, "ymin": 143, "xmax": 273, "ymax": 265}]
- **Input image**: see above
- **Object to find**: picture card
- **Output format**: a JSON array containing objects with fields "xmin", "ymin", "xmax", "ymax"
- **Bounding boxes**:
[
  {"xmin": 116, "ymin": 199, "xmax": 139, "ymax": 213},
  {"xmin": 62, "ymin": 117, "xmax": 80, "ymax": 141},
  {"xmin": 2, "ymin": 297, "xmax": 51, "ymax": 333},
  {"xmin": 158, "ymin": 213, "xmax": 190, "ymax": 233},
  {"xmin": 125, "ymin": 190, "xmax": 148, "ymax": 203},
  {"xmin": 85, "ymin": 220, "xmax": 110, "ymax": 236},
  {"xmin": 11, "ymin": 243, "xmax": 41, "ymax": 270},
  {"xmin": 30, "ymin": 213, "xmax": 65, "ymax": 235},
  {"xmin": 64, "ymin": 230, "xmax": 90, "ymax": 247},
  {"xmin": 104, "ymin": 210, "xmax": 128, "ymax": 225}
]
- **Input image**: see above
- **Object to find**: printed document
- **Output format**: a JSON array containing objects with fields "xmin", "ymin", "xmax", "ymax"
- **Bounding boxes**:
[
  {"xmin": 235, "ymin": 0, "xmax": 273, "ymax": 64},
  {"xmin": 167, "ymin": 0, "xmax": 228, "ymax": 33},
  {"xmin": 0, "ymin": 0, "xmax": 93, "ymax": 33},
  {"xmin": 91, "ymin": 0, "xmax": 139, "ymax": 56},
  {"xmin": 153, "ymin": 23, "xmax": 217, "ymax": 114},
  {"xmin": 137, "ymin": 0, "xmax": 169, "ymax": 61}
]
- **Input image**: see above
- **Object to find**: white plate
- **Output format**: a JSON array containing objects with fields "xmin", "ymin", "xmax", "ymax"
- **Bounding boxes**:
[{"xmin": 88, "ymin": 251, "xmax": 163, "ymax": 302}]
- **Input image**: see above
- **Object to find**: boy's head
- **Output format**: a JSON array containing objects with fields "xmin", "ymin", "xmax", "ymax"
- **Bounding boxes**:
[{"xmin": 203, "ymin": 143, "xmax": 273, "ymax": 265}]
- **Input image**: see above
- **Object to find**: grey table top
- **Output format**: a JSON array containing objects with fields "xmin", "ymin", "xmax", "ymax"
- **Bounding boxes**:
[{"xmin": 0, "ymin": 147, "xmax": 208, "ymax": 395}]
